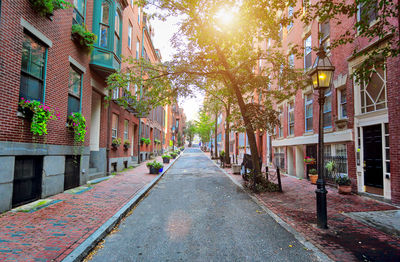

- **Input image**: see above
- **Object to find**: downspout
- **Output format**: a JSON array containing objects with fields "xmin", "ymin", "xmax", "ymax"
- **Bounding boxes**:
[
  {"xmin": 106, "ymin": 99, "xmax": 111, "ymax": 174},
  {"xmin": 137, "ymin": 20, "xmax": 146, "ymax": 164}
]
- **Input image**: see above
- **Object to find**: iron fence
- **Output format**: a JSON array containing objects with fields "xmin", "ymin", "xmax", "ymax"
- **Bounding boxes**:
[{"xmin": 323, "ymin": 156, "xmax": 348, "ymax": 185}]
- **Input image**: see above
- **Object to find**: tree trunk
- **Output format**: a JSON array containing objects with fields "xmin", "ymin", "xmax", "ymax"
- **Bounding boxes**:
[
  {"xmin": 224, "ymin": 105, "xmax": 231, "ymax": 164},
  {"xmin": 214, "ymin": 113, "xmax": 218, "ymax": 159},
  {"xmin": 214, "ymin": 46, "xmax": 261, "ymax": 183}
]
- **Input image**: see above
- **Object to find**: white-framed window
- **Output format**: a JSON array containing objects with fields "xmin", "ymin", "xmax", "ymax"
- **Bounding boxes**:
[
  {"xmin": 335, "ymin": 144, "xmax": 347, "ymax": 157},
  {"xmin": 137, "ymin": 6, "xmax": 141, "ymax": 24},
  {"xmin": 274, "ymin": 147, "xmax": 285, "ymax": 169},
  {"xmin": 128, "ymin": 22, "xmax": 132, "ymax": 49},
  {"xmin": 360, "ymin": 64, "xmax": 387, "ymax": 114},
  {"xmin": 287, "ymin": 6, "xmax": 293, "ymax": 31},
  {"xmin": 304, "ymin": 93, "xmax": 313, "ymax": 132},
  {"xmin": 323, "ymin": 88, "xmax": 332, "ymax": 128},
  {"xmin": 73, "ymin": 0, "xmax": 85, "ymax": 25},
  {"xmin": 68, "ymin": 65, "xmax": 82, "ymax": 115},
  {"xmin": 357, "ymin": 1, "xmax": 377, "ymax": 26},
  {"xmin": 114, "ymin": 10, "xmax": 121, "ymax": 55},
  {"xmin": 136, "ymin": 39, "xmax": 140, "ymax": 59},
  {"xmin": 112, "ymin": 113, "xmax": 118, "ymax": 139},
  {"xmin": 337, "ymin": 88, "xmax": 347, "ymax": 119},
  {"xmin": 124, "ymin": 120, "xmax": 129, "ymax": 140},
  {"xmin": 112, "ymin": 86, "xmax": 119, "ymax": 99},
  {"xmin": 278, "ymin": 106, "xmax": 283, "ymax": 137},
  {"xmin": 288, "ymin": 102, "xmax": 294, "ymax": 136},
  {"xmin": 319, "ymin": 20, "xmax": 330, "ymax": 55},
  {"xmin": 304, "ymin": 35, "xmax": 312, "ymax": 70}
]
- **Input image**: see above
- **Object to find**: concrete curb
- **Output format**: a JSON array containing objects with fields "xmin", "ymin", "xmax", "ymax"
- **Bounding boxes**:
[
  {"xmin": 206, "ymin": 153, "xmax": 333, "ymax": 262},
  {"xmin": 62, "ymin": 153, "xmax": 183, "ymax": 262}
]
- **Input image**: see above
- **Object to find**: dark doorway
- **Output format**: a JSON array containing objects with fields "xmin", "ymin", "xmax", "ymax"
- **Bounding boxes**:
[
  {"xmin": 12, "ymin": 156, "xmax": 43, "ymax": 208},
  {"xmin": 363, "ymin": 124, "xmax": 383, "ymax": 190},
  {"xmin": 64, "ymin": 155, "xmax": 80, "ymax": 190}
]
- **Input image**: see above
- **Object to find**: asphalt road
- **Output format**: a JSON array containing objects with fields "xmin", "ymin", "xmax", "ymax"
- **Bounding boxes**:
[{"xmin": 89, "ymin": 148, "xmax": 319, "ymax": 262}]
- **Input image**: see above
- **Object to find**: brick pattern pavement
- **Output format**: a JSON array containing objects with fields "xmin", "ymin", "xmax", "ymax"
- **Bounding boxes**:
[
  {"xmin": 0, "ymin": 156, "xmax": 169, "ymax": 261},
  {"xmin": 215, "ymin": 155, "xmax": 400, "ymax": 262}
]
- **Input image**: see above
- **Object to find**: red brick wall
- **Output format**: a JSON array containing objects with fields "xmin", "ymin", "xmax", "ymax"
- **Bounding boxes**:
[{"xmin": 0, "ymin": 0, "xmax": 97, "ymax": 147}]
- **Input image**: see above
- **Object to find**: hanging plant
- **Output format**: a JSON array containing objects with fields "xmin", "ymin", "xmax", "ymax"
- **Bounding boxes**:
[
  {"xmin": 19, "ymin": 98, "xmax": 59, "ymax": 136},
  {"xmin": 29, "ymin": 0, "xmax": 71, "ymax": 17},
  {"xmin": 66, "ymin": 112, "xmax": 87, "ymax": 143},
  {"xmin": 71, "ymin": 24, "xmax": 97, "ymax": 52},
  {"xmin": 140, "ymin": 137, "xmax": 151, "ymax": 145},
  {"xmin": 112, "ymin": 138, "xmax": 122, "ymax": 149}
]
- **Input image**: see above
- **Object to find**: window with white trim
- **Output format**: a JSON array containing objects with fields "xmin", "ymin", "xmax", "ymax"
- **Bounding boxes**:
[
  {"xmin": 304, "ymin": 35, "xmax": 312, "ymax": 70},
  {"xmin": 360, "ymin": 64, "xmax": 387, "ymax": 113},
  {"xmin": 73, "ymin": 0, "xmax": 85, "ymax": 25},
  {"xmin": 304, "ymin": 93, "xmax": 313, "ymax": 132},
  {"xmin": 287, "ymin": 6, "xmax": 293, "ymax": 31},
  {"xmin": 124, "ymin": 120, "xmax": 129, "ymax": 140},
  {"xmin": 68, "ymin": 65, "xmax": 82, "ymax": 115},
  {"xmin": 323, "ymin": 88, "xmax": 332, "ymax": 128},
  {"xmin": 112, "ymin": 113, "xmax": 118, "ymax": 139},
  {"xmin": 357, "ymin": 1, "xmax": 377, "ymax": 26},
  {"xmin": 278, "ymin": 106, "xmax": 283, "ymax": 137},
  {"xmin": 338, "ymin": 88, "xmax": 347, "ymax": 119},
  {"xmin": 136, "ymin": 38, "xmax": 140, "ymax": 59},
  {"xmin": 319, "ymin": 20, "xmax": 330, "ymax": 55},
  {"xmin": 128, "ymin": 22, "xmax": 132, "ymax": 49},
  {"xmin": 384, "ymin": 123, "xmax": 390, "ymax": 174},
  {"xmin": 288, "ymin": 102, "xmax": 294, "ymax": 136}
]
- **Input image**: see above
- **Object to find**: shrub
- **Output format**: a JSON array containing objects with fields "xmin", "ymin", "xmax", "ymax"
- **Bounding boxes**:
[
  {"xmin": 67, "ymin": 112, "xmax": 87, "ymax": 143},
  {"xmin": 71, "ymin": 24, "xmax": 97, "ymax": 52},
  {"xmin": 29, "ymin": 0, "xmax": 71, "ymax": 16},
  {"xmin": 220, "ymin": 150, "xmax": 225, "ymax": 158},
  {"xmin": 162, "ymin": 154, "xmax": 171, "ymax": 159},
  {"xmin": 19, "ymin": 98, "xmax": 59, "ymax": 136},
  {"xmin": 309, "ymin": 168, "xmax": 317, "ymax": 175},
  {"xmin": 335, "ymin": 174, "xmax": 351, "ymax": 186},
  {"xmin": 146, "ymin": 161, "xmax": 163, "ymax": 170},
  {"xmin": 170, "ymin": 152, "xmax": 177, "ymax": 158}
]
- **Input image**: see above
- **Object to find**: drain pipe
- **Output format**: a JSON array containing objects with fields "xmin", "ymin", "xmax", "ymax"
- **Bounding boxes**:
[{"xmin": 106, "ymin": 100, "xmax": 111, "ymax": 174}]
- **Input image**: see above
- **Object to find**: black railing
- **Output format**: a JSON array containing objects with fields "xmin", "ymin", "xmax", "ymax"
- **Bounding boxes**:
[{"xmin": 323, "ymin": 156, "xmax": 348, "ymax": 185}]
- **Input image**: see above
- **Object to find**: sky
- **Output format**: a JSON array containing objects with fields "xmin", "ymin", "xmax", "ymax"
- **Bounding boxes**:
[{"xmin": 149, "ymin": 11, "xmax": 204, "ymax": 121}]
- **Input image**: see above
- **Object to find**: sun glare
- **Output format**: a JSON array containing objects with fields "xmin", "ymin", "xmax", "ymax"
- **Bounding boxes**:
[{"xmin": 216, "ymin": 9, "xmax": 234, "ymax": 26}]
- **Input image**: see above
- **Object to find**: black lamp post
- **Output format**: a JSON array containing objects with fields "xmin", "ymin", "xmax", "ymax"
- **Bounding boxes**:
[{"xmin": 308, "ymin": 48, "xmax": 335, "ymax": 229}]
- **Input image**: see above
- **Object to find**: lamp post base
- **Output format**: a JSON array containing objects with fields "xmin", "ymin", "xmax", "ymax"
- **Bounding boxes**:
[{"xmin": 315, "ymin": 178, "xmax": 328, "ymax": 229}]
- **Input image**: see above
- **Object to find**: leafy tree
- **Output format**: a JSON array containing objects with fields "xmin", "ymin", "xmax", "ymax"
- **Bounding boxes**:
[
  {"xmin": 195, "ymin": 110, "xmax": 214, "ymax": 147},
  {"xmin": 185, "ymin": 120, "xmax": 197, "ymax": 147},
  {"xmin": 203, "ymin": 95, "xmax": 223, "ymax": 159}
]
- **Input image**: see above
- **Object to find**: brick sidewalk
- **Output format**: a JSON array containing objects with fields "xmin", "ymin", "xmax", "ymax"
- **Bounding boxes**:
[
  {"xmin": 0, "ymin": 156, "xmax": 172, "ymax": 261},
  {"xmin": 216, "ymin": 157, "xmax": 400, "ymax": 262}
]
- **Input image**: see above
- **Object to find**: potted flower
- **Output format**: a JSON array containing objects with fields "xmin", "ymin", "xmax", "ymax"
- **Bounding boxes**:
[
  {"xmin": 18, "ymin": 98, "xmax": 59, "ymax": 136},
  {"xmin": 71, "ymin": 24, "xmax": 97, "ymax": 52},
  {"xmin": 154, "ymin": 139, "xmax": 161, "ymax": 145},
  {"xmin": 162, "ymin": 154, "xmax": 171, "ymax": 164},
  {"xmin": 66, "ymin": 112, "xmax": 87, "ymax": 143},
  {"xmin": 304, "ymin": 156, "xmax": 316, "ymax": 165},
  {"xmin": 308, "ymin": 168, "xmax": 318, "ymax": 184},
  {"xmin": 140, "ymin": 137, "xmax": 151, "ymax": 145},
  {"xmin": 146, "ymin": 161, "xmax": 163, "ymax": 174},
  {"xmin": 170, "ymin": 152, "xmax": 177, "ymax": 159},
  {"xmin": 335, "ymin": 174, "xmax": 352, "ymax": 194},
  {"xmin": 111, "ymin": 138, "xmax": 121, "ymax": 149},
  {"xmin": 123, "ymin": 140, "xmax": 130, "ymax": 150}
]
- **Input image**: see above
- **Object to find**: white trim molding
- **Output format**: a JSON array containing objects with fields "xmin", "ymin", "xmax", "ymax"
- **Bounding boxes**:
[
  {"xmin": 69, "ymin": 56, "xmax": 86, "ymax": 73},
  {"xmin": 272, "ymin": 129, "xmax": 353, "ymax": 147},
  {"xmin": 20, "ymin": 18, "xmax": 53, "ymax": 47}
]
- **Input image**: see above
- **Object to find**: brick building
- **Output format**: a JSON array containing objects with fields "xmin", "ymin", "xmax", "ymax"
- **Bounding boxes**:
[{"xmin": 221, "ymin": 1, "xmax": 399, "ymax": 204}]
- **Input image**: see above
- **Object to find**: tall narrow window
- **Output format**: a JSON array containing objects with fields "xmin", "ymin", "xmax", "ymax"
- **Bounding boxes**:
[
  {"xmin": 128, "ymin": 22, "xmax": 132, "ymax": 49},
  {"xmin": 137, "ymin": 7, "xmax": 141, "ymax": 24},
  {"xmin": 384, "ymin": 123, "xmax": 390, "ymax": 174},
  {"xmin": 112, "ymin": 86, "xmax": 119, "ymax": 99},
  {"xmin": 305, "ymin": 93, "xmax": 313, "ymax": 132},
  {"xmin": 114, "ymin": 10, "xmax": 121, "ymax": 55},
  {"xmin": 73, "ymin": 0, "xmax": 85, "ymax": 25},
  {"xmin": 20, "ymin": 34, "xmax": 47, "ymax": 101},
  {"xmin": 320, "ymin": 20, "xmax": 330, "ymax": 55},
  {"xmin": 124, "ymin": 120, "xmax": 129, "ymax": 140},
  {"xmin": 112, "ymin": 114, "xmax": 118, "ymax": 139},
  {"xmin": 278, "ymin": 107, "xmax": 283, "ymax": 137},
  {"xmin": 99, "ymin": 1, "xmax": 110, "ymax": 48},
  {"xmin": 136, "ymin": 39, "xmax": 140, "ymax": 59},
  {"xmin": 287, "ymin": 6, "xmax": 293, "ymax": 31},
  {"xmin": 68, "ymin": 66, "xmax": 82, "ymax": 116},
  {"xmin": 323, "ymin": 88, "xmax": 332, "ymax": 128},
  {"xmin": 289, "ymin": 53, "xmax": 295, "ymax": 68},
  {"xmin": 338, "ymin": 89, "xmax": 347, "ymax": 119},
  {"xmin": 304, "ymin": 35, "xmax": 312, "ymax": 70},
  {"xmin": 288, "ymin": 102, "xmax": 295, "ymax": 136},
  {"xmin": 357, "ymin": 1, "xmax": 377, "ymax": 26}
]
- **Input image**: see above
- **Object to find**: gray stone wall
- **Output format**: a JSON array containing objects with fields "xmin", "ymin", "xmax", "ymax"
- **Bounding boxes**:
[{"xmin": 0, "ymin": 157, "xmax": 14, "ymax": 213}]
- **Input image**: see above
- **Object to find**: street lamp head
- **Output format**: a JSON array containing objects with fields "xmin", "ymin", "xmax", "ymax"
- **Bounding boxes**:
[{"xmin": 308, "ymin": 48, "xmax": 335, "ymax": 90}]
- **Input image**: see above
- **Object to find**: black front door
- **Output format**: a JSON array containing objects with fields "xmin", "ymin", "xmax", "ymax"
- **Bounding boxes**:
[
  {"xmin": 64, "ymin": 155, "xmax": 80, "ymax": 190},
  {"xmin": 13, "ymin": 156, "xmax": 43, "ymax": 207},
  {"xmin": 363, "ymin": 124, "xmax": 383, "ymax": 188}
]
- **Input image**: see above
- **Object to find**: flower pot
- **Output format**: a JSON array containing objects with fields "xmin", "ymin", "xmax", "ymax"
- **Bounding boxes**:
[
  {"xmin": 163, "ymin": 158, "xmax": 170, "ymax": 164},
  {"xmin": 18, "ymin": 106, "xmax": 34, "ymax": 121},
  {"xmin": 149, "ymin": 166, "xmax": 160, "ymax": 174},
  {"xmin": 159, "ymin": 168, "xmax": 163, "ymax": 173},
  {"xmin": 123, "ymin": 144, "xmax": 129, "ymax": 150},
  {"xmin": 232, "ymin": 164, "xmax": 241, "ymax": 174},
  {"xmin": 111, "ymin": 144, "xmax": 119, "ymax": 150},
  {"xmin": 171, "ymin": 155, "xmax": 176, "ymax": 159},
  {"xmin": 338, "ymin": 185, "xmax": 352, "ymax": 194},
  {"xmin": 309, "ymin": 174, "xmax": 318, "ymax": 184}
]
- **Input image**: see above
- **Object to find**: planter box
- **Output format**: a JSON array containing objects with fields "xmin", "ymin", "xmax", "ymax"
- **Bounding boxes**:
[
  {"xmin": 232, "ymin": 164, "xmax": 241, "ymax": 174},
  {"xmin": 309, "ymin": 174, "xmax": 318, "ymax": 184},
  {"xmin": 123, "ymin": 144, "xmax": 129, "ymax": 150},
  {"xmin": 171, "ymin": 155, "xmax": 177, "ymax": 159},
  {"xmin": 163, "ymin": 158, "xmax": 170, "ymax": 164},
  {"xmin": 111, "ymin": 144, "xmax": 119, "ymax": 150},
  {"xmin": 149, "ymin": 166, "xmax": 160, "ymax": 174},
  {"xmin": 338, "ymin": 185, "xmax": 352, "ymax": 194}
]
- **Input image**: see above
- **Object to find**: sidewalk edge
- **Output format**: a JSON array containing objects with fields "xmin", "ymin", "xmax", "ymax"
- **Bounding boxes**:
[
  {"xmin": 206, "ymin": 153, "xmax": 333, "ymax": 262},
  {"xmin": 62, "ymin": 153, "xmax": 183, "ymax": 262}
]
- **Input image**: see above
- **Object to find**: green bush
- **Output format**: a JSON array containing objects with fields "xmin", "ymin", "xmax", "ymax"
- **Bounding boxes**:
[
  {"xmin": 170, "ymin": 152, "xmax": 178, "ymax": 157},
  {"xmin": 162, "ymin": 154, "xmax": 171, "ymax": 159},
  {"xmin": 219, "ymin": 150, "xmax": 225, "ymax": 158},
  {"xmin": 71, "ymin": 24, "xmax": 97, "ymax": 52},
  {"xmin": 29, "ymin": 0, "xmax": 71, "ymax": 16},
  {"xmin": 146, "ymin": 161, "xmax": 163, "ymax": 170}
]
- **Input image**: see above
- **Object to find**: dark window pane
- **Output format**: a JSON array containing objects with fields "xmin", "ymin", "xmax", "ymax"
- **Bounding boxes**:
[
  {"xmin": 323, "ymin": 112, "xmax": 331, "ymax": 127},
  {"xmin": 68, "ymin": 95, "xmax": 80, "ymax": 115},
  {"xmin": 20, "ymin": 74, "xmax": 43, "ymax": 101}
]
